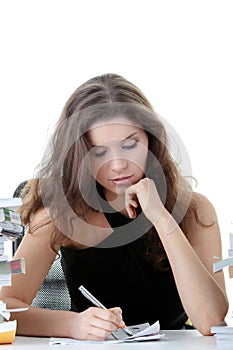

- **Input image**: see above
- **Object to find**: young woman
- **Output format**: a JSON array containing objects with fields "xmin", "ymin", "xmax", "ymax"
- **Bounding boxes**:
[{"xmin": 0, "ymin": 73, "xmax": 228, "ymax": 340}]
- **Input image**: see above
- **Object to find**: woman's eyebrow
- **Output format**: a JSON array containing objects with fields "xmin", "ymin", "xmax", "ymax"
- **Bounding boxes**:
[
  {"xmin": 124, "ymin": 132, "xmax": 138, "ymax": 140},
  {"xmin": 91, "ymin": 132, "xmax": 138, "ymax": 147}
]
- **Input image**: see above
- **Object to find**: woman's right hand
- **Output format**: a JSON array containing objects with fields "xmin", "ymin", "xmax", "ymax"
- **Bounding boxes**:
[{"xmin": 69, "ymin": 306, "xmax": 125, "ymax": 340}]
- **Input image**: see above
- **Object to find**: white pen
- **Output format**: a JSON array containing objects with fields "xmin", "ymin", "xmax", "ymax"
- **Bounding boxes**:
[{"xmin": 78, "ymin": 285, "xmax": 133, "ymax": 336}]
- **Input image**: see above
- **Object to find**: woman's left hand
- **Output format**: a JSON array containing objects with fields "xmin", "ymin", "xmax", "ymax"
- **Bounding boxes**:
[{"xmin": 125, "ymin": 178, "xmax": 165, "ymax": 223}]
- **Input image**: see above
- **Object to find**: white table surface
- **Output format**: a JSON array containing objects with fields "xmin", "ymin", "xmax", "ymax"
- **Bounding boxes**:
[{"xmin": 1, "ymin": 330, "xmax": 232, "ymax": 349}]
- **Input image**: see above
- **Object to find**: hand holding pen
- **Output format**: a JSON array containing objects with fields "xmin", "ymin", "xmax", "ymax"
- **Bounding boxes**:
[{"xmin": 78, "ymin": 285, "xmax": 133, "ymax": 337}]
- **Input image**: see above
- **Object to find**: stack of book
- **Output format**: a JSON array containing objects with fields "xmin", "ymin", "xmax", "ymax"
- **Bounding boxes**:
[{"xmin": 0, "ymin": 198, "xmax": 27, "ymax": 344}]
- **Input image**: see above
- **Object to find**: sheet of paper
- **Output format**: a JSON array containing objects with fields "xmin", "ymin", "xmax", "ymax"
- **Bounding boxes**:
[{"xmin": 49, "ymin": 320, "xmax": 164, "ymax": 344}]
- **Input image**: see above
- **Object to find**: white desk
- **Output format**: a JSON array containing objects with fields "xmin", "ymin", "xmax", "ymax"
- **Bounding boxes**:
[{"xmin": 2, "ymin": 330, "xmax": 232, "ymax": 349}]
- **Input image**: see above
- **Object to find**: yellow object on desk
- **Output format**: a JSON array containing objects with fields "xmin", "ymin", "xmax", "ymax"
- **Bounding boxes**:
[{"xmin": 0, "ymin": 320, "xmax": 17, "ymax": 344}]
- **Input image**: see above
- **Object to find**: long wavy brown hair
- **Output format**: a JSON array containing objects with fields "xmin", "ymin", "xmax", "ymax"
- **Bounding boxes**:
[{"xmin": 19, "ymin": 73, "xmax": 203, "ymax": 269}]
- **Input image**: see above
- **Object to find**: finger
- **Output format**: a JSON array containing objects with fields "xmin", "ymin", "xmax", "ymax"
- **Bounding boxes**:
[
  {"xmin": 77, "ymin": 308, "xmax": 115, "ymax": 340},
  {"xmin": 129, "ymin": 199, "xmax": 138, "ymax": 208},
  {"xmin": 109, "ymin": 307, "xmax": 125, "ymax": 328},
  {"xmin": 86, "ymin": 325, "xmax": 112, "ymax": 340},
  {"xmin": 125, "ymin": 187, "xmax": 137, "ymax": 218},
  {"xmin": 90, "ymin": 316, "xmax": 118, "ymax": 333},
  {"xmin": 109, "ymin": 306, "xmax": 122, "ymax": 316},
  {"xmin": 127, "ymin": 205, "xmax": 136, "ymax": 219},
  {"xmin": 93, "ymin": 308, "xmax": 122, "ymax": 327}
]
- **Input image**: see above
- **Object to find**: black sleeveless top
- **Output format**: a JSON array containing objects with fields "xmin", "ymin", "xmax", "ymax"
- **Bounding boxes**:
[{"xmin": 61, "ymin": 200, "xmax": 187, "ymax": 329}]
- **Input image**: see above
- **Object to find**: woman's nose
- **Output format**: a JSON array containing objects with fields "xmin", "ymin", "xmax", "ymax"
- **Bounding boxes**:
[{"xmin": 109, "ymin": 157, "xmax": 127, "ymax": 171}]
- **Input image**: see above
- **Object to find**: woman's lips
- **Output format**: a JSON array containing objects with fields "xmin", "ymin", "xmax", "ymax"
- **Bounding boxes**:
[{"xmin": 111, "ymin": 176, "xmax": 133, "ymax": 186}]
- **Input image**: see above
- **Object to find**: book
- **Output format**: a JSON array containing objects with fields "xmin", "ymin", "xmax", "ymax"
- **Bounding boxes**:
[
  {"xmin": 0, "ymin": 206, "xmax": 24, "ymax": 240},
  {"xmin": 0, "ymin": 258, "xmax": 25, "ymax": 286},
  {"xmin": 0, "ymin": 207, "xmax": 21, "ymax": 225},
  {"xmin": 0, "ymin": 258, "xmax": 26, "ymax": 275},
  {"xmin": 0, "ymin": 221, "xmax": 24, "ymax": 238}
]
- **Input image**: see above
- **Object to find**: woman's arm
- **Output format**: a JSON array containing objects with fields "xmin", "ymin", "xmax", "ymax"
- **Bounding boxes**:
[
  {"xmin": 125, "ymin": 178, "xmax": 229, "ymax": 335},
  {"xmin": 0, "ymin": 209, "xmax": 123, "ymax": 340}
]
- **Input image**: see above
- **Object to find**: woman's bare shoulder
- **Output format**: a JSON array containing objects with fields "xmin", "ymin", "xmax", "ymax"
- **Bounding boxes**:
[
  {"xmin": 191, "ymin": 191, "xmax": 217, "ymax": 222},
  {"xmin": 186, "ymin": 191, "xmax": 220, "ymax": 247},
  {"xmin": 192, "ymin": 191, "xmax": 213, "ymax": 205},
  {"xmin": 29, "ymin": 207, "xmax": 54, "ymax": 234}
]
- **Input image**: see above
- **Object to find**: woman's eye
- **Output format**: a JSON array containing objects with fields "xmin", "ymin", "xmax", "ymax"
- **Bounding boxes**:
[
  {"xmin": 93, "ymin": 149, "xmax": 107, "ymax": 157},
  {"xmin": 122, "ymin": 139, "xmax": 137, "ymax": 150}
]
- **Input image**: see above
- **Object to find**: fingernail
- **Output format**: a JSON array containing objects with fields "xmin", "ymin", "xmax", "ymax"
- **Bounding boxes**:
[{"xmin": 119, "ymin": 320, "xmax": 125, "ymax": 328}]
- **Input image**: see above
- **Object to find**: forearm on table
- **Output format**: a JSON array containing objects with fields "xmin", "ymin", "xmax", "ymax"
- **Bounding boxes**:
[
  {"xmin": 153, "ymin": 212, "xmax": 228, "ymax": 334},
  {"xmin": 6, "ymin": 297, "xmax": 75, "ymax": 338}
]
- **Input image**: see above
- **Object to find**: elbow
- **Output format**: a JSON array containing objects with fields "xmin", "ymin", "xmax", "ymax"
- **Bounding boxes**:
[
  {"xmin": 197, "ymin": 325, "xmax": 215, "ymax": 336},
  {"xmin": 195, "ymin": 314, "xmax": 228, "ymax": 336},
  {"xmin": 197, "ymin": 323, "xmax": 222, "ymax": 336},
  {"xmin": 194, "ymin": 304, "xmax": 229, "ymax": 336}
]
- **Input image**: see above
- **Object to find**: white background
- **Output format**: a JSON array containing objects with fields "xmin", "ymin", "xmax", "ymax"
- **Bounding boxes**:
[{"xmin": 0, "ymin": 0, "xmax": 233, "ymax": 317}]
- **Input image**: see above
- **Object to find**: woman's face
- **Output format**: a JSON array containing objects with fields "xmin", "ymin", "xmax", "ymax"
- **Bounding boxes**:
[{"xmin": 87, "ymin": 117, "xmax": 149, "ymax": 201}]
